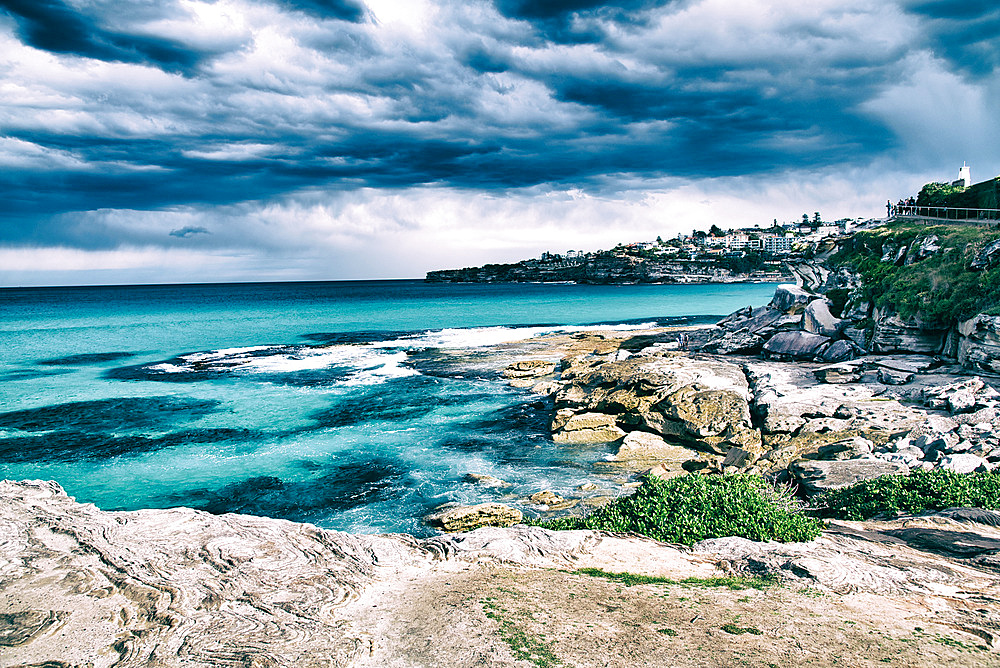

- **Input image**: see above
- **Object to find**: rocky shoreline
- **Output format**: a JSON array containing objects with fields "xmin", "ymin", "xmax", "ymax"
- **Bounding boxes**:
[{"xmin": 7, "ymin": 228, "xmax": 1000, "ymax": 665}]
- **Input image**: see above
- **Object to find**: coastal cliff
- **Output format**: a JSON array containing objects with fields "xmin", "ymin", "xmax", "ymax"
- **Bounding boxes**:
[{"xmin": 426, "ymin": 252, "xmax": 791, "ymax": 284}]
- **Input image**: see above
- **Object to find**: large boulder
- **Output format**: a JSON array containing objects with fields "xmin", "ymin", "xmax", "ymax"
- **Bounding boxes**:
[
  {"xmin": 790, "ymin": 459, "xmax": 910, "ymax": 496},
  {"xmin": 958, "ymin": 314, "xmax": 1000, "ymax": 374},
  {"xmin": 555, "ymin": 355, "xmax": 760, "ymax": 455},
  {"xmin": 762, "ymin": 331, "xmax": 831, "ymax": 361},
  {"xmin": 802, "ymin": 299, "xmax": 844, "ymax": 338},
  {"xmin": 614, "ymin": 431, "xmax": 695, "ymax": 462},
  {"xmin": 769, "ymin": 284, "xmax": 814, "ymax": 313}
]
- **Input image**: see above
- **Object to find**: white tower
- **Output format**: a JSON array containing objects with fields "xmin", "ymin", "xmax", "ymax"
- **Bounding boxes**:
[{"xmin": 959, "ymin": 162, "xmax": 971, "ymax": 188}]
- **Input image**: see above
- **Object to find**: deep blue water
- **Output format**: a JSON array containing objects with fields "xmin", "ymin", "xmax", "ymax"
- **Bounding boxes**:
[{"xmin": 0, "ymin": 280, "xmax": 777, "ymax": 534}]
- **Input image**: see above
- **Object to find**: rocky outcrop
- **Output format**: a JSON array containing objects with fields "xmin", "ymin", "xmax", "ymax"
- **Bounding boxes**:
[
  {"xmin": 958, "ymin": 314, "xmax": 1000, "ymax": 374},
  {"xmin": 553, "ymin": 354, "xmax": 760, "ymax": 456},
  {"xmin": 551, "ymin": 411, "xmax": 626, "ymax": 443},
  {"xmin": 802, "ymin": 299, "xmax": 844, "ymax": 337},
  {"xmin": 870, "ymin": 310, "xmax": 947, "ymax": 354},
  {"xmin": 425, "ymin": 503, "xmax": 524, "ymax": 532}
]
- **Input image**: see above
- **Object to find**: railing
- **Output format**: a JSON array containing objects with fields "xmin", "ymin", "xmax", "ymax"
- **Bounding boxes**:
[{"xmin": 892, "ymin": 205, "xmax": 1000, "ymax": 223}]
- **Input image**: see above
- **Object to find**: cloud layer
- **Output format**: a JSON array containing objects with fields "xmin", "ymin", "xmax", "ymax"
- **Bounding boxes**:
[{"xmin": 0, "ymin": 0, "xmax": 997, "ymax": 284}]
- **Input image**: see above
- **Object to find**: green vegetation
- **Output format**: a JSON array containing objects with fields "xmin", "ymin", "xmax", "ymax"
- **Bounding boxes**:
[
  {"xmin": 530, "ymin": 474, "xmax": 822, "ymax": 545},
  {"xmin": 816, "ymin": 469, "xmax": 1000, "ymax": 521},
  {"xmin": 916, "ymin": 182, "xmax": 966, "ymax": 207},
  {"xmin": 573, "ymin": 568, "xmax": 776, "ymax": 590},
  {"xmin": 657, "ymin": 628, "xmax": 679, "ymax": 637},
  {"xmin": 721, "ymin": 623, "xmax": 763, "ymax": 636},
  {"xmin": 828, "ymin": 222, "xmax": 1000, "ymax": 327}
]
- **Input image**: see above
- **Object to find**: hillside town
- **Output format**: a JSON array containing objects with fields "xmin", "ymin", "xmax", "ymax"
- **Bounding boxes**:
[{"xmin": 427, "ymin": 215, "xmax": 869, "ymax": 284}]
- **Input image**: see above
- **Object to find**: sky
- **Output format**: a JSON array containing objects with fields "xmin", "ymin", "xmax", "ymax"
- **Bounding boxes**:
[{"xmin": 1, "ymin": 0, "xmax": 998, "ymax": 286}]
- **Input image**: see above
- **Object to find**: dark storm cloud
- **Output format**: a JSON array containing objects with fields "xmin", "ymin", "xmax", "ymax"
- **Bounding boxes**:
[
  {"xmin": 0, "ymin": 0, "xmax": 997, "ymax": 251},
  {"xmin": 277, "ymin": 0, "xmax": 369, "ymax": 22},
  {"xmin": 909, "ymin": 0, "xmax": 1000, "ymax": 76},
  {"xmin": 0, "ymin": 0, "xmax": 203, "ymax": 73}
]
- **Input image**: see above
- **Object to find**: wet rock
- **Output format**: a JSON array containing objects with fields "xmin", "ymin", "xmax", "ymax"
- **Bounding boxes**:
[
  {"xmin": 502, "ymin": 359, "xmax": 558, "ymax": 379},
  {"xmin": 552, "ymin": 412, "xmax": 626, "ymax": 444},
  {"xmin": 763, "ymin": 331, "xmax": 832, "ymax": 361},
  {"xmin": 790, "ymin": 459, "xmax": 910, "ymax": 496},
  {"xmin": 464, "ymin": 473, "xmax": 512, "ymax": 488},
  {"xmin": 426, "ymin": 503, "xmax": 524, "ymax": 532},
  {"xmin": 528, "ymin": 491, "xmax": 565, "ymax": 506}
]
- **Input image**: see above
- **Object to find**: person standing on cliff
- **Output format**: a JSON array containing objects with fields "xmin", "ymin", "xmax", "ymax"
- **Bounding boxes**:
[{"xmin": 886, "ymin": 200, "xmax": 892, "ymax": 217}]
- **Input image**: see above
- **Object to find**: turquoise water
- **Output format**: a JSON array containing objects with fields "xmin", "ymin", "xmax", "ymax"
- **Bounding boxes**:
[{"xmin": 0, "ymin": 280, "xmax": 777, "ymax": 534}]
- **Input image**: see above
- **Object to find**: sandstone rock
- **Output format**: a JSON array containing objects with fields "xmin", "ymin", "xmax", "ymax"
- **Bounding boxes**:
[
  {"xmin": 769, "ymin": 284, "xmax": 814, "ymax": 313},
  {"xmin": 426, "ymin": 503, "xmax": 523, "ymax": 532},
  {"xmin": 813, "ymin": 361, "xmax": 863, "ymax": 384},
  {"xmin": 642, "ymin": 463, "xmax": 688, "ymax": 480},
  {"xmin": 552, "ymin": 412, "xmax": 626, "ymax": 443},
  {"xmin": 816, "ymin": 436, "xmax": 874, "ymax": 461},
  {"xmin": 870, "ymin": 310, "xmax": 946, "ymax": 355},
  {"xmin": 957, "ymin": 314, "xmax": 1000, "ymax": 374},
  {"xmin": 531, "ymin": 381, "xmax": 561, "ymax": 396},
  {"xmin": 717, "ymin": 305, "xmax": 753, "ymax": 330},
  {"xmin": 720, "ymin": 447, "xmax": 757, "ymax": 469},
  {"xmin": 763, "ymin": 331, "xmax": 832, "ymax": 361},
  {"xmin": 923, "ymin": 377, "xmax": 1000, "ymax": 414},
  {"xmin": 803, "ymin": 299, "xmax": 844, "ymax": 337},
  {"xmin": 464, "ymin": 473, "xmax": 512, "ymax": 488},
  {"xmin": 939, "ymin": 454, "xmax": 989, "ymax": 474},
  {"xmin": 528, "ymin": 491, "xmax": 565, "ymax": 506},
  {"xmin": 554, "ymin": 355, "xmax": 759, "ymax": 455},
  {"xmin": 790, "ymin": 459, "xmax": 910, "ymax": 496},
  {"xmin": 615, "ymin": 431, "xmax": 695, "ymax": 462}
]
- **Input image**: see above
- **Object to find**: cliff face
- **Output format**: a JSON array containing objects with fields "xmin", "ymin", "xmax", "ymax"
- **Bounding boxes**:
[{"xmin": 760, "ymin": 223, "xmax": 1000, "ymax": 372}]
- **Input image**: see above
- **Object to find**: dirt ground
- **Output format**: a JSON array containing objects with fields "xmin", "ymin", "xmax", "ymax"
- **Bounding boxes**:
[{"xmin": 346, "ymin": 562, "xmax": 997, "ymax": 668}]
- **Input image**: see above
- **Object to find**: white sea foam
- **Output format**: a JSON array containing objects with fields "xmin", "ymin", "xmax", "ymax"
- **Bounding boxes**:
[{"xmin": 375, "ymin": 321, "xmax": 660, "ymax": 349}]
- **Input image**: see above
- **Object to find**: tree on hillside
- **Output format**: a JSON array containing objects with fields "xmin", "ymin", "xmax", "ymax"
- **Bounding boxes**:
[{"xmin": 709, "ymin": 224, "xmax": 726, "ymax": 237}]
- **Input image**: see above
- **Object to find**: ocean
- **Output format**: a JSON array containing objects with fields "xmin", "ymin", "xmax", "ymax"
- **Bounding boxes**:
[{"xmin": 0, "ymin": 280, "xmax": 777, "ymax": 535}]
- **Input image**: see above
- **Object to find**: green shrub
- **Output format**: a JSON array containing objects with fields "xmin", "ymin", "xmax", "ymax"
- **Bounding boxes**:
[
  {"xmin": 530, "ymin": 474, "xmax": 822, "ymax": 545},
  {"xmin": 816, "ymin": 469, "xmax": 1000, "ymax": 521}
]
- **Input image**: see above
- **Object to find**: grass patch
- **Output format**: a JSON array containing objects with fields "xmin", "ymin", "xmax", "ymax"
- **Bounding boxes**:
[
  {"xmin": 482, "ymin": 599, "xmax": 562, "ymax": 667},
  {"xmin": 721, "ymin": 623, "xmax": 763, "ymax": 635},
  {"xmin": 530, "ymin": 474, "xmax": 822, "ymax": 545},
  {"xmin": 658, "ymin": 628, "xmax": 678, "ymax": 637},
  {"xmin": 816, "ymin": 469, "xmax": 1000, "ymax": 520},
  {"xmin": 573, "ymin": 567, "xmax": 776, "ymax": 590}
]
